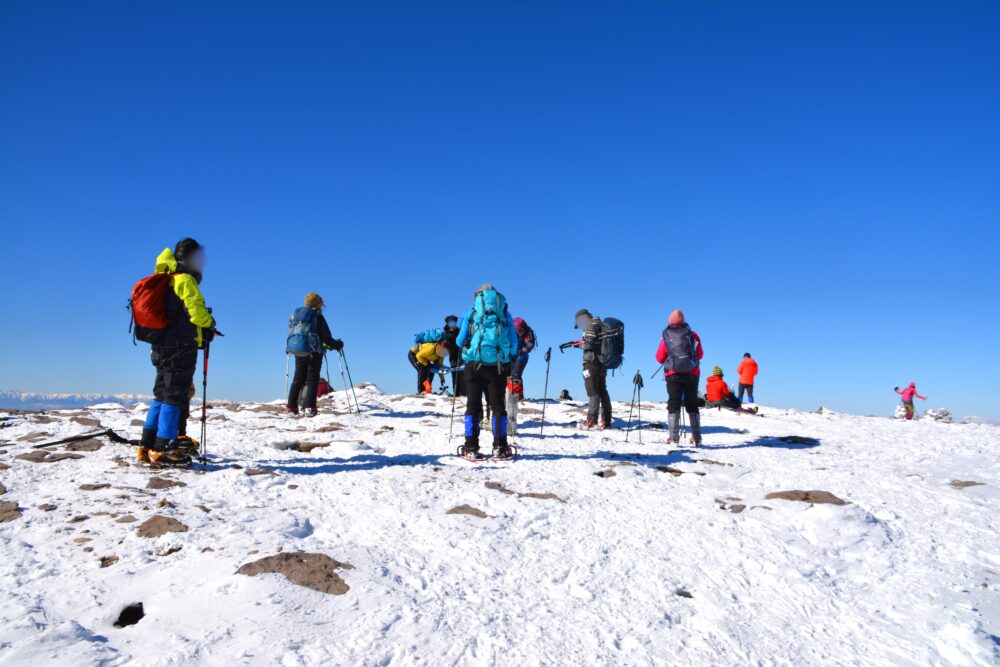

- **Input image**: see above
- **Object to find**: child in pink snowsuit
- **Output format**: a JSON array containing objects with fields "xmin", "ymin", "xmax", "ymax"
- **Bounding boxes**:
[{"xmin": 895, "ymin": 382, "xmax": 926, "ymax": 420}]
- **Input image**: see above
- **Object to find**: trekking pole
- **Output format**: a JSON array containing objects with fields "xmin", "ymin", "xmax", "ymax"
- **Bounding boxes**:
[
  {"xmin": 339, "ymin": 349, "xmax": 361, "ymax": 413},
  {"xmin": 638, "ymin": 379, "xmax": 642, "ymax": 444},
  {"xmin": 648, "ymin": 363, "xmax": 665, "ymax": 381},
  {"xmin": 448, "ymin": 387, "xmax": 459, "ymax": 442},
  {"xmin": 540, "ymin": 347, "xmax": 552, "ymax": 436},
  {"xmin": 626, "ymin": 369, "xmax": 643, "ymax": 442},
  {"xmin": 625, "ymin": 383, "xmax": 638, "ymax": 442},
  {"xmin": 199, "ymin": 341, "xmax": 211, "ymax": 464},
  {"xmin": 334, "ymin": 351, "xmax": 354, "ymax": 413}
]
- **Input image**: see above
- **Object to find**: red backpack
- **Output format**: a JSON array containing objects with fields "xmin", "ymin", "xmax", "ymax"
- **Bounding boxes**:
[{"xmin": 128, "ymin": 273, "xmax": 174, "ymax": 344}]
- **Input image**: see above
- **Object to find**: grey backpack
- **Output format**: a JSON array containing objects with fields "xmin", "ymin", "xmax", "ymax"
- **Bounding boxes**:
[{"xmin": 662, "ymin": 324, "xmax": 698, "ymax": 373}]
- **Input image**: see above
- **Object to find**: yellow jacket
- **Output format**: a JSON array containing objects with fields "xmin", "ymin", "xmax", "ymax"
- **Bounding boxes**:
[
  {"xmin": 411, "ymin": 342, "xmax": 443, "ymax": 367},
  {"xmin": 154, "ymin": 248, "xmax": 214, "ymax": 348}
]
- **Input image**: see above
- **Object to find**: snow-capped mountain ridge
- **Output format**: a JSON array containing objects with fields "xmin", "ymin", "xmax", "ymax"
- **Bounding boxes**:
[{"xmin": 0, "ymin": 390, "xmax": 152, "ymax": 411}]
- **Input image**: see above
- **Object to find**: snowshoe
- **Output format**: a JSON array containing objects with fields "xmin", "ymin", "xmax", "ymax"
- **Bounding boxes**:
[
  {"xmin": 148, "ymin": 448, "xmax": 192, "ymax": 468},
  {"xmin": 172, "ymin": 436, "xmax": 200, "ymax": 457},
  {"xmin": 457, "ymin": 444, "xmax": 484, "ymax": 462}
]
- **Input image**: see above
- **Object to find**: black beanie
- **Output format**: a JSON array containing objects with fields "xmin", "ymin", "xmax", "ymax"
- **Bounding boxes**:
[{"xmin": 175, "ymin": 238, "xmax": 203, "ymax": 263}]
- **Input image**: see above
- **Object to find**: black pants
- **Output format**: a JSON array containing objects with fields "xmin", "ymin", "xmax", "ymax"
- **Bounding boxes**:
[
  {"xmin": 584, "ymin": 362, "xmax": 612, "ymax": 424},
  {"xmin": 738, "ymin": 383, "xmax": 754, "ymax": 402},
  {"xmin": 510, "ymin": 355, "xmax": 529, "ymax": 383},
  {"xmin": 408, "ymin": 350, "xmax": 433, "ymax": 393},
  {"xmin": 667, "ymin": 373, "xmax": 700, "ymax": 414},
  {"xmin": 178, "ymin": 399, "xmax": 190, "ymax": 436},
  {"xmin": 464, "ymin": 363, "xmax": 509, "ymax": 447},
  {"xmin": 449, "ymin": 350, "xmax": 466, "ymax": 396},
  {"xmin": 288, "ymin": 353, "xmax": 323, "ymax": 411},
  {"xmin": 152, "ymin": 346, "xmax": 198, "ymax": 406}
]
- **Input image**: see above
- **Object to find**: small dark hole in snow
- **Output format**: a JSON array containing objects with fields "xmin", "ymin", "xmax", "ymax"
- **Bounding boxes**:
[
  {"xmin": 114, "ymin": 603, "xmax": 144, "ymax": 628},
  {"xmin": 675, "ymin": 589, "xmax": 693, "ymax": 599}
]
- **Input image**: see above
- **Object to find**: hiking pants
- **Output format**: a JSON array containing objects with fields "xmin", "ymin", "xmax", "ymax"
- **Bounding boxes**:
[
  {"xmin": 667, "ymin": 372, "xmax": 700, "ymax": 415},
  {"xmin": 738, "ymin": 382, "xmax": 754, "ymax": 402},
  {"xmin": 584, "ymin": 361, "xmax": 612, "ymax": 425},
  {"xmin": 903, "ymin": 400, "xmax": 915, "ymax": 420},
  {"xmin": 145, "ymin": 345, "xmax": 198, "ymax": 442},
  {"xmin": 289, "ymin": 353, "xmax": 323, "ymax": 411},
  {"xmin": 464, "ymin": 363, "xmax": 509, "ymax": 448},
  {"xmin": 510, "ymin": 355, "xmax": 529, "ymax": 382},
  {"xmin": 408, "ymin": 350, "xmax": 434, "ymax": 394}
]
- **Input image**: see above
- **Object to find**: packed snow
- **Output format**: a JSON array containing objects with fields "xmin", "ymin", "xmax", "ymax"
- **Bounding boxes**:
[{"xmin": 1, "ymin": 386, "xmax": 998, "ymax": 666}]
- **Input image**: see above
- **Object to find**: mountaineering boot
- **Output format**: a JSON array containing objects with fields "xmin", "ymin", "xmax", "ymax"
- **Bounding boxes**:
[
  {"xmin": 668, "ymin": 412, "xmax": 680, "ymax": 444},
  {"xmin": 460, "ymin": 415, "xmax": 481, "ymax": 460},
  {"xmin": 149, "ymin": 438, "xmax": 192, "ymax": 467},
  {"xmin": 420, "ymin": 380, "xmax": 433, "ymax": 395},
  {"xmin": 688, "ymin": 411, "xmax": 702, "ymax": 446},
  {"xmin": 138, "ymin": 428, "xmax": 157, "ymax": 464},
  {"xmin": 172, "ymin": 435, "xmax": 200, "ymax": 457},
  {"xmin": 600, "ymin": 420, "xmax": 611, "ymax": 430},
  {"xmin": 285, "ymin": 406, "xmax": 299, "ymax": 417},
  {"xmin": 460, "ymin": 443, "xmax": 481, "ymax": 460},
  {"xmin": 492, "ymin": 444, "xmax": 514, "ymax": 461}
]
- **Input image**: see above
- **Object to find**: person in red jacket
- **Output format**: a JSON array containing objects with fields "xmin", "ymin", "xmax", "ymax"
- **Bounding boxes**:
[
  {"xmin": 655, "ymin": 309, "xmax": 704, "ymax": 445},
  {"xmin": 736, "ymin": 353, "xmax": 758, "ymax": 404},
  {"xmin": 705, "ymin": 366, "xmax": 758, "ymax": 413}
]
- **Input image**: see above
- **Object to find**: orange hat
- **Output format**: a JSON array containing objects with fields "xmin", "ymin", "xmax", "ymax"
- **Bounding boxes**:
[{"xmin": 668, "ymin": 309, "xmax": 685, "ymax": 326}]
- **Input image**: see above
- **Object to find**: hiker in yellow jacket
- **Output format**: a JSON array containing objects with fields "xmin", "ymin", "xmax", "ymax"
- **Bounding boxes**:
[{"xmin": 408, "ymin": 341, "xmax": 450, "ymax": 395}]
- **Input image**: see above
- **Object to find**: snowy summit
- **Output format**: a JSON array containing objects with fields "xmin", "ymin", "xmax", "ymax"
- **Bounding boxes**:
[{"xmin": 1, "ymin": 386, "xmax": 998, "ymax": 665}]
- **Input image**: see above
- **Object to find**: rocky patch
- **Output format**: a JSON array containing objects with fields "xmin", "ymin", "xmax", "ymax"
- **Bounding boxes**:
[
  {"xmin": 765, "ymin": 490, "xmax": 848, "ymax": 505},
  {"xmin": 65, "ymin": 439, "xmax": 103, "ymax": 452},
  {"xmin": 949, "ymin": 480, "xmax": 985, "ymax": 490},
  {"xmin": 146, "ymin": 477, "xmax": 186, "ymax": 490},
  {"xmin": 236, "ymin": 552, "xmax": 354, "ymax": 595},
  {"xmin": 0, "ymin": 500, "xmax": 22, "ymax": 522},
  {"xmin": 485, "ymin": 481, "xmax": 565, "ymax": 502},
  {"xmin": 100, "ymin": 555, "xmax": 119, "ymax": 568},
  {"xmin": 656, "ymin": 466, "xmax": 705, "ymax": 477},
  {"xmin": 15, "ymin": 451, "xmax": 84, "ymax": 464},
  {"xmin": 79, "ymin": 483, "xmax": 111, "ymax": 491},
  {"xmin": 137, "ymin": 515, "xmax": 189, "ymax": 538},
  {"xmin": 70, "ymin": 417, "xmax": 102, "ymax": 427},
  {"xmin": 447, "ymin": 504, "xmax": 489, "ymax": 518}
]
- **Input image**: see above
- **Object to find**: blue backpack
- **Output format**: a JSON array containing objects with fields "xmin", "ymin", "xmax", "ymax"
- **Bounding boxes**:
[
  {"xmin": 286, "ymin": 307, "xmax": 321, "ymax": 357},
  {"xmin": 462, "ymin": 289, "xmax": 513, "ymax": 365},
  {"xmin": 413, "ymin": 328, "xmax": 444, "ymax": 346}
]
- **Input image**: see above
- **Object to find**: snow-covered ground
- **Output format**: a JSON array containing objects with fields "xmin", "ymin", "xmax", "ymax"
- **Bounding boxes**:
[{"xmin": 1, "ymin": 386, "xmax": 998, "ymax": 666}]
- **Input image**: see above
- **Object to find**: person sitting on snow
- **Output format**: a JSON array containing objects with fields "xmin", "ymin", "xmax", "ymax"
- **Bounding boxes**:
[
  {"xmin": 705, "ymin": 366, "xmax": 742, "ymax": 411},
  {"xmin": 895, "ymin": 382, "xmax": 927, "ymax": 420}
]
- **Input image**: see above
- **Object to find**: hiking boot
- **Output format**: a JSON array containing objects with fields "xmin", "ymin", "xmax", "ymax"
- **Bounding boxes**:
[
  {"xmin": 688, "ymin": 411, "xmax": 702, "ymax": 446},
  {"xmin": 668, "ymin": 412, "xmax": 680, "ymax": 444},
  {"xmin": 578, "ymin": 420, "xmax": 596, "ymax": 431},
  {"xmin": 459, "ymin": 444, "xmax": 481, "ymax": 460},
  {"xmin": 492, "ymin": 445, "xmax": 514, "ymax": 461},
  {"xmin": 285, "ymin": 406, "xmax": 299, "ymax": 416},
  {"xmin": 137, "ymin": 447, "xmax": 151, "ymax": 464},
  {"xmin": 600, "ymin": 420, "xmax": 612, "ymax": 430},
  {"xmin": 304, "ymin": 408, "xmax": 318, "ymax": 418},
  {"xmin": 420, "ymin": 380, "xmax": 433, "ymax": 395}
]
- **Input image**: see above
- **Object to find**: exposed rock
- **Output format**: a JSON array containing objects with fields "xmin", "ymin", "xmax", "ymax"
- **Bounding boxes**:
[
  {"xmin": 675, "ymin": 589, "xmax": 693, "ymax": 598},
  {"xmin": 196, "ymin": 505, "xmax": 212, "ymax": 513},
  {"xmin": 236, "ymin": 552, "xmax": 354, "ymax": 595},
  {"xmin": 775, "ymin": 435, "xmax": 820, "ymax": 446},
  {"xmin": 38, "ymin": 503, "xmax": 57, "ymax": 511},
  {"xmin": 0, "ymin": 463, "xmax": 9, "ymax": 470},
  {"xmin": 699, "ymin": 459, "xmax": 733, "ymax": 467},
  {"xmin": 74, "ymin": 537, "xmax": 92, "ymax": 544},
  {"xmin": 130, "ymin": 419, "xmax": 146, "ymax": 427},
  {"xmin": 594, "ymin": 469, "xmax": 617, "ymax": 478},
  {"xmin": 100, "ymin": 555, "xmax": 119, "ymax": 568},
  {"xmin": 656, "ymin": 466, "xmax": 705, "ymax": 477},
  {"xmin": 447, "ymin": 504, "xmax": 489, "ymax": 518},
  {"xmin": 0, "ymin": 482, "xmax": 5, "ymax": 495},
  {"xmin": 484, "ymin": 481, "xmax": 564, "ymax": 502},
  {"xmin": 137, "ymin": 515, "xmax": 188, "ymax": 538},
  {"xmin": 765, "ymin": 490, "xmax": 849, "ymax": 506},
  {"xmin": 114, "ymin": 603, "xmax": 144, "ymax": 628},
  {"xmin": 160, "ymin": 545, "xmax": 183, "ymax": 557},
  {"xmin": 70, "ymin": 417, "xmax": 102, "ymax": 427},
  {"xmin": 116, "ymin": 515, "xmax": 138, "ymax": 523},
  {"xmin": 0, "ymin": 501, "xmax": 21, "ymax": 522},
  {"xmin": 287, "ymin": 485, "xmax": 299, "ymax": 490},
  {"xmin": 69, "ymin": 515, "xmax": 89, "ymax": 523},
  {"xmin": 296, "ymin": 443, "xmax": 330, "ymax": 453},
  {"xmin": 15, "ymin": 451, "xmax": 84, "ymax": 464},
  {"xmin": 66, "ymin": 439, "xmax": 104, "ymax": 452},
  {"xmin": 146, "ymin": 477, "xmax": 187, "ymax": 490},
  {"xmin": 245, "ymin": 468, "xmax": 278, "ymax": 477},
  {"xmin": 16, "ymin": 432, "xmax": 51, "ymax": 443},
  {"xmin": 950, "ymin": 480, "xmax": 985, "ymax": 490},
  {"xmin": 80, "ymin": 483, "xmax": 111, "ymax": 491}
]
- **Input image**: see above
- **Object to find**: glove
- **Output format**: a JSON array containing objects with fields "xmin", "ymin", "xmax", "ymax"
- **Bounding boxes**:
[
  {"xmin": 327, "ymin": 339, "xmax": 344, "ymax": 351},
  {"xmin": 428, "ymin": 363, "xmax": 443, "ymax": 373},
  {"xmin": 893, "ymin": 386, "xmax": 899, "ymax": 391},
  {"xmin": 203, "ymin": 328, "xmax": 217, "ymax": 344}
]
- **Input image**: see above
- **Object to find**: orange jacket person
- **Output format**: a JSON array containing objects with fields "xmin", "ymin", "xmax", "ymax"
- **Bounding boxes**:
[{"xmin": 736, "ymin": 353, "xmax": 758, "ymax": 404}]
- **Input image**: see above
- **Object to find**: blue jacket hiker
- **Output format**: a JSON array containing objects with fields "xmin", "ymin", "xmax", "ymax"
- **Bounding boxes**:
[{"xmin": 454, "ymin": 284, "xmax": 519, "ymax": 461}]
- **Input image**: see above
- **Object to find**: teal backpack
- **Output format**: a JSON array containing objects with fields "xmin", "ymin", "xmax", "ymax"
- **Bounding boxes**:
[{"xmin": 462, "ymin": 289, "xmax": 513, "ymax": 365}]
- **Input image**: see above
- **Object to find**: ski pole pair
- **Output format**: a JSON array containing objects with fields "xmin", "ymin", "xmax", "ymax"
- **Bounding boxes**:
[
  {"xmin": 625, "ymin": 369, "xmax": 644, "ymax": 443},
  {"xmin": 324, "ymin": 349, "xmax": 361, "ymax": 414}
]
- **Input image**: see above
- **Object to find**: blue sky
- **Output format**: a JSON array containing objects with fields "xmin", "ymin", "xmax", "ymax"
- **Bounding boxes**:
[{"xmin": 1, "ymin": 2, "xmax": 998, "ymax": 417}]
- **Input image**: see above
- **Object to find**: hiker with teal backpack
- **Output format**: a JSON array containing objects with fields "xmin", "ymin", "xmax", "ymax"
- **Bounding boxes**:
[
  {"xmin": 455, "ymin": 284, "xmax": 520, "ymax": 461},
  {"xmin": 286, "ymin": 292, "xmax": 343, "ymax": 416}
]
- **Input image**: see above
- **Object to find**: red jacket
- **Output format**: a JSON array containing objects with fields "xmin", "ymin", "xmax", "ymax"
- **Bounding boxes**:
[
  {"xmin": 655, "ymin": 329, "xmax": 704, "ymax": 377},
  {"xmin": 705, "ymin": 375, "xmax": 730, "ymax": 402},
  {"xmin": 737, "ymin": 358, "xmax": 758, "ymax": 385}
]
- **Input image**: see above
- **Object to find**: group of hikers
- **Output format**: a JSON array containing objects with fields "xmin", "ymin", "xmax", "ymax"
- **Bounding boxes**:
[{"xmin": 129, "ymin": 238, "xmax": 924, "ymax": 467}]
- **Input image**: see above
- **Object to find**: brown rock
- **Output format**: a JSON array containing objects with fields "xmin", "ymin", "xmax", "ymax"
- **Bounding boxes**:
[
  {"xmin": 69, "ymin": 515, "xmax": 89, "ymax": 523},
  {"xmin": 146, "ymin": 477, "xmax": 187, "ymax": 490},
  {"xmin": 765, "ymin": 490, "xmax": 849, "ymax": 506},
  {"xmin": 236, "ymin": 552, "xmax": 354, "ymax": 595},
  {"xmin": 484, "ymin": 481, "xmax": 565, "ymax": 502},
  {"xmin": 70, "ymin": 417, "xmax": 102, "ymax": 427},
  {"xmin": 594, "ymin": 469, "xmax": 617, "ymax": 478},
  {"xmin": 38, "ymin": 503, "xmax": 57, "ymax": 511},
  {"xmin": 116, "ymin": 515, "xmax": 138, "ymax": 523},
  {"xmin": 80, "ymin": 483, "xmax": 111, "ymax": 491},
  {"xmin": 0, "ymin": 482, "xmax": 6, "ymax": 495},
  {"xmin": 160, "ymin": 545, "xmax": 183, "ymax": 557},
  {"xmin": 245, "ymin": 468, "xmax": 278, "ymax": 477},
  {"xmin": 0, "ymin": 501, "xmax": 21, "ymax": 522},
  {"xmin": 447, "ymin": 504, "xmax": 489, "ymax": 518},
  {"xmin": 296, "ymin": 443, "xmax": 330, "ymax": 453},
  {"xmin": 100, "ymin": 555, "xmax": 119, "ymax": 568},
  {"xmin": 130, "ymin": 419, "xmax": 146, "ymax": 427},
  {"xmin": 950, "ymin": 480, "xmax": 985, "ymax": 490},
  {"xmin": 137, "ymin": 515, "xmax": 188, "ymax": 538},
  {"xmin": 66, "ymin": 439, "xmax": 103, "ymax": 452},
  {"xmin": 16, "ymin": 432, "xmax": 51, "ymax": 443},
  {"xmin": 0, "ymin": 463, "xmax": 10, "ymax": 470},
  {"xmin": 15, "ymin": 451, "xmax": 84, "ymax": 464}
]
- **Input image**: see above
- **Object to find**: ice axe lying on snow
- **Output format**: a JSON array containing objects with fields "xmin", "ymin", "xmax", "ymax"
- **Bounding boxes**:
[{"xmin": 32, "ymin": 428, "xmax": 136, "ymax": 449}]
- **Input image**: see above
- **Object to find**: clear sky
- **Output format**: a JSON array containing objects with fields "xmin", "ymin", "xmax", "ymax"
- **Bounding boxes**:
[{"xmin": 1, "ymin": 2, "xmax": 998, "ymax": 418}]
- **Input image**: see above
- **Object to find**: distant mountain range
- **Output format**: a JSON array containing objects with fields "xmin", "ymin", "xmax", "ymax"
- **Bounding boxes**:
[{"xmin": 0, "ymin": 390, "xmax": 151, "ymax": 411}]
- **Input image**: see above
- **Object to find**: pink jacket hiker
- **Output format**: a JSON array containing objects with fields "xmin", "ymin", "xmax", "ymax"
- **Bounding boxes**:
[{"xmin": 896, "ymin": 383, "xmax": 926, "ymax": 402}]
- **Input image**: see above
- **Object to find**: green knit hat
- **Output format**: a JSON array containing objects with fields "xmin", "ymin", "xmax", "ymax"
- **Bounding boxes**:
[{"xmin": 712, "ymin": 365, "xmax": 723, "ymax": 377}]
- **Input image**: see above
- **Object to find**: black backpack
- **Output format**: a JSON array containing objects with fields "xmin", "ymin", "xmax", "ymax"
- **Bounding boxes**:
[
  {"xmin": 662, "ymin": 323, "xmax": 699, "ymax": 373},
  {"xmin": 598, "ymin": 317, "xmax": 625, "ymax": 370}
]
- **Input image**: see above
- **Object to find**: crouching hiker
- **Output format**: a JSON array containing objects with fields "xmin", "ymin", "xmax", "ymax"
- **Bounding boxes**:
[
  {"xmin": 409, "ymin": 338, "xmax": 451, "ymax": 395},
  {"xmin": 132, "ymin": 238, "xmax": 217, "ymax": 467},
  {"xmin": 286, "ymin": 293, "xmax": 343, "ymax": 416},
  {"xmin": 456, "ymin": 284, "xmax": 519, "ymax": 461},
  {"xmin": 656, "ymin": 309, "xmax": 704, "ymax": 446}
]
